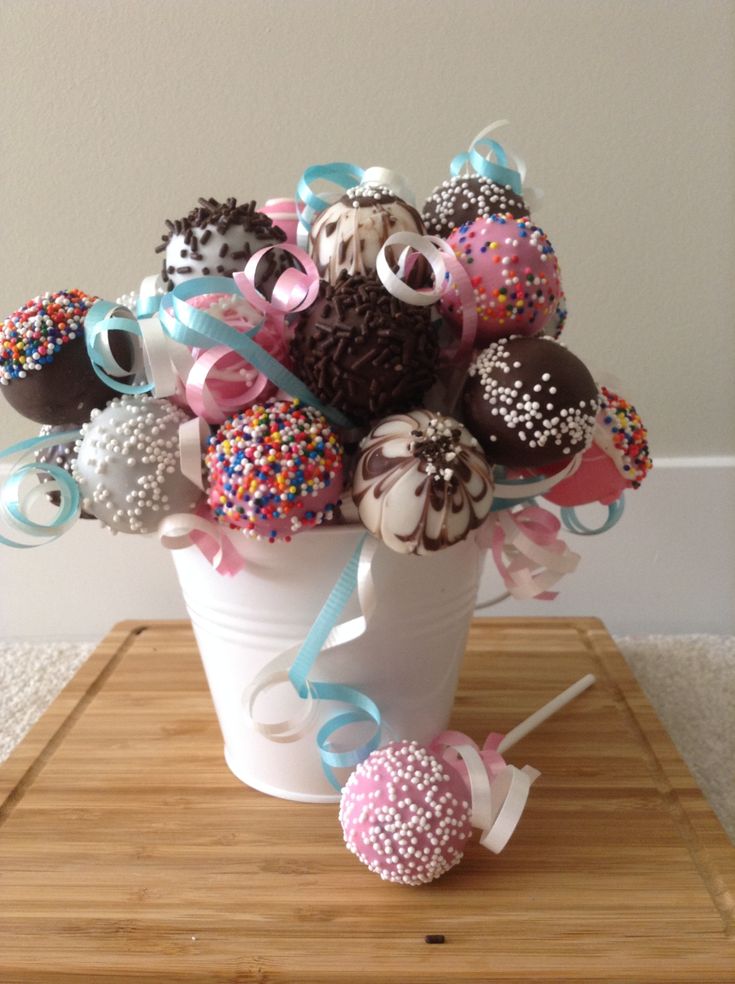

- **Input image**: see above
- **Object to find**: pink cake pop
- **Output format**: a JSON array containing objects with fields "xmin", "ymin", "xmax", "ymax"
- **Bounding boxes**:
[
  {"xmin": 340, "ymin": 675, "xmax": 595, "ymax": 885},
  {"xmin": 339, "ymin": 740, "xmax": 473, "ymax": 885},
  {"xmin": 440, "ymin": 214, "xmax": 562, "ymax": 344},
  {"xmin": 261, "ymin": 198, "xmax": 299, "ymax": 244},
  {"xmin": 541, "ymin": 387, "xmax": 652, "ymax": 507},
  {"xmin": 204, "ymin": 399, "xmax": 344, "ymax": 542}
]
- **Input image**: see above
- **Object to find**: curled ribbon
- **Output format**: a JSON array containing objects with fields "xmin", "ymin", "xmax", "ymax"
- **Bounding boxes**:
[
  {"xmin": 241, "ymin": 533, "xmax": 382, "ymax": 789},
  {"xmin": 0, "ymin": 431, "xmax": 81, "ymax": 548},
  {"xmin": 450, "ymin": 121, "xmax": 525, "ymax": 195},
  {"xmin": 295, "ymin": 161, "xmax": 365, "ymax": 241},
  {"xmin": 561, "ymin": 495, "xmax": 625, "ymax": 536},
  {"xmin": 478, "ymin": 504, "xmax": 581, "ymax": 601},
  {"xmin": 157, "ymin": 505, "xmax": 244, "ymax": 577},
  {"xmin": 430, "ymin": 731, "xmax": 540, "ymax": 854}
]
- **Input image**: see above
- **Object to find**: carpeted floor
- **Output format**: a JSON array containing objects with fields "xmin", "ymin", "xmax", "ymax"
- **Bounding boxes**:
[{"xmin": 1, "ymin": 635, "xmax": 732, "ymax": 843}]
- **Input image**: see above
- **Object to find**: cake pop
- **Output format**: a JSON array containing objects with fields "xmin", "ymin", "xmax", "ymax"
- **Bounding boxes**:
[
  {"xmin": 290, "ymin": 273, "xmax": 439, "ymax": 426},
  {"xmin": 541, "ymin": 387, "xmax": 652, "ymax": 506},
  {"xmin": 205, "ymin": 400, "xmax": 344, "ymax": 542},
  {"xmin": 352, "ymin": 410, "xmax": 494, "ymax": 554},
  {"xmin": 308, "ymin": 184, "xmax": 426, "ymax": 283},
  {"xmin": 422, "ymin": 174, "xmax": 529, "ymax": 238},
  {"xmin": 440, "ymin": 215, "xmax": 562, "ymax": 344},
  {"xmin": 73, "ymin": 395, "xmax": 202, "ymax": 534},
  {"xmin": 0, "ymin": 289, "xmax": 133, "ymax": 425},
  {"xmin": 156, "ymin": 197, "xmax": 292, "ymax": 294},
  {"xmin": 463, "ymin": 336, "xmax": 598, "ymax": 467}
]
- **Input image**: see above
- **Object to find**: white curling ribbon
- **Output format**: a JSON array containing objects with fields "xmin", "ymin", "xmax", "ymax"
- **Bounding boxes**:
[
  {"xmin": 361, "ymin": 166, "xmax": 416, "ymax": 205},
  {"xmin": 479, "ymin": 765, "xmax": 540, "ymax": 854},
  {"xmin": 178, "ymin": 417, "xmax": 209, "ymax": 491},
  {"xmin": 241, "ymin": 535, "xmax": 379, "ymax": 743},
  {"xmin": 443, "ymin": 740, "xmax": 540, "ymax": 855},
  {"xmin": 94, "ymin": 304, "xmax": 139, "ymax": 377},
  {"xmin": 138, "ymin": 314, "xmax": 181, "ymax": 398},
  {"xmin": 0, "ymin": 478, "xmax": 72, "ymax": 537},
  {"xmin": 375, "ymin": 232, "xmax": 448, "ymax": 306},
  {"xmin": 498, "ymin": 510, "xmax": 579, "ymax": 575},
  {"xmin": 157, "ymin": 512, "xmax": 228, "ymax": 566}
]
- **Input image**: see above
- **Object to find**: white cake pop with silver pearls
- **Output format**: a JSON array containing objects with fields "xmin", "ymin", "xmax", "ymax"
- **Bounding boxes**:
[{"xmin": 72, "ymin": 395, "xmax": 203, "ymax": 534}]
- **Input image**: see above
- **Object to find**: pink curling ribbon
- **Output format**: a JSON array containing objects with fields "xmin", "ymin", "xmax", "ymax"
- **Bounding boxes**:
[
  {"xmin": 158, "ymin": 503, "xmax": 244, "ymax": 577},
  {"xmin": 184, "ymin": 293, "xmax": 289, "ymax": 424},
  {"xmin": 478, "ymin": 503, "xmax": 581, "ymax": 600},
  {"xmin": 233, "ymin": 243, "xmax": 321, "ymax": 320}
]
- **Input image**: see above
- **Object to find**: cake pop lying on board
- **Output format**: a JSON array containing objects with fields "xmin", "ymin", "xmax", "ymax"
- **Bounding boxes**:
[
  {"xmin": 290, "ymin": 273, "xmax": 440, "ymax": 426},
  {"xmin": 205, "ymin": 399, "xmax": 344, "ymax": 542},
  {"xmin": 539, "ymin": 386, "xmax": 652, "ymax": 507},
  {"xmin": 339, "ymin": 675, "xmax": 595, "ymax": 885},
  {"xmin": 352, "ymin": 410, "xmax": 494, "ymax": 555},
  {"xmin": 156, "ymin": 197, "xmax": 292, "ymax": 294},
  {"xmin": 308, "ymin": 184, "xmax": 426, "ymax": 283},
  {"xmin": 440, "ymin": 215, "xmax": 562, "ymax": 344},
  {"xmin": 0, "ymin": 289, "xmax": 133, "ymax": 425},
  {"xmin": 73, "ymin": 395, "xmax": 202, "ymax": 534},
  {"xmin": 462, "ymin": 336, "xmax": 599, "ymax": 468}
]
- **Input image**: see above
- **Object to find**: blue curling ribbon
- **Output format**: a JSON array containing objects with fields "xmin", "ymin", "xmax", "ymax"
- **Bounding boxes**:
[
  {"xmin": 295, "ymin": 161, "xmax": 365, "ymax": 234},
  {"xmin": 159, "ymin": 277, "xmax": 354, "ymax": 428},
  {"xmin": 286, "ymin": 533, "xmax": 382, "ymax": 791},
  {"xmin": 0, "ymin": 431, "xmax": 81, "ymax": 548},
  {"xmin": 450, "ymin": 137, "xmax": 523, "ymax": 195},
  {"xmin": 135, "ymin": 293, "xmax": 161, "ymax": 319},
  {"xmin": 560, "ymin": 495, "xmax": 625, "ymax": 536},
  {"xmin": 85, "ymin": 299, "xmax": 152, "ymax": 396}
]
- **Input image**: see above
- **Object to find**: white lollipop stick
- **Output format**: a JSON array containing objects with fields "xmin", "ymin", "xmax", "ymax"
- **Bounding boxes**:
[{"xmin": 497, "ymin": 673, "xmax": 596, "ymax": 754}]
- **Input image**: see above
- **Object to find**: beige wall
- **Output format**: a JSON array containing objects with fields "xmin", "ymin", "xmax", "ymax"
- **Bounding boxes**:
[{"xmin": 1, "ymin": 0, "xmax": 733, "ymax": 457}]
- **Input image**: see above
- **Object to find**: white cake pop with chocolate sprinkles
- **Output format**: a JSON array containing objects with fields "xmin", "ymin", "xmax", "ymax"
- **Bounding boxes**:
[
  {"xmin": 73, "ymin": 395, "xmax": 202, "ymax": 534},
  {"xmin": 339, "ymin": 740, "xmax": 473, "ymax": 885}
]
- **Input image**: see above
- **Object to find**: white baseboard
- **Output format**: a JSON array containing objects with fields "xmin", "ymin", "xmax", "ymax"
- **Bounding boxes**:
[{"xmin": 1, "ymin": 459, "xmax": 733, "ymax": 638}]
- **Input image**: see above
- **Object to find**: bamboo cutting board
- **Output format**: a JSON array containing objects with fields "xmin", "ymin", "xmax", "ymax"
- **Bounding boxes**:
[{"xmin": 0, "ymin": 618, "xmax": 733, "ymax": 983}]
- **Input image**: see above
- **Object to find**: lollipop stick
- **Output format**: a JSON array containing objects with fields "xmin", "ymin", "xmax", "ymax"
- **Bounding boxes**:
[{"xmin": 497, "ymin": 673, "xmax": 596, "ymax": 754}]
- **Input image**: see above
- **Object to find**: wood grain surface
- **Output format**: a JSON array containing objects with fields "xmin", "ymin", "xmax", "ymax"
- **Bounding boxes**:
[{"xmin": 0, "ymin": 618, "xmax": 733, "ymax": 983}]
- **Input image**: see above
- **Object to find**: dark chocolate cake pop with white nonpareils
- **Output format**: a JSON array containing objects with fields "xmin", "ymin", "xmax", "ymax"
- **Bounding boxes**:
[
  {"xmin": 422, "ymin": 174, "xmax": 529, "ymax": 237},
  {"xmin": 290, "ymin": 273, "xmax": 440, "ymax": 426},
  {"xmin": 462, "ymin": 336, "xmax": 599, "ymax": 467},
  {"xmin": 156, "ymin": 197, "xmax": 291, "ymax": 293},
  {"xmin": 308, "ymin": 184, "xmax": 425, "ymax": 283},
  {"xmin": 352, "ymin": 410, "xmax": 494, "ymax": 554}
]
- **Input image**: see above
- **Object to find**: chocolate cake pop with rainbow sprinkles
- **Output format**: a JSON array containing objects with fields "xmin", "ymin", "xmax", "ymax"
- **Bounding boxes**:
[
  {"xmin": 0, "ymin": 288, "xmax": 132, "ymax": 424},
  {"xmin": 205, "ymin": 400, "xmax": 344, "ymax": 542}
]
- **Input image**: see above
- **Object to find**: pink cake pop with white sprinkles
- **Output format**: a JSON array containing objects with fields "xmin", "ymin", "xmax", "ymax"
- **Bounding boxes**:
[
  {"xmin": 339, "ymin": 740, "xmax": 473, "ymax": 885},
  {"xmin": 440, "ymin": 214, "xmax": 562, "ymax": 344}
]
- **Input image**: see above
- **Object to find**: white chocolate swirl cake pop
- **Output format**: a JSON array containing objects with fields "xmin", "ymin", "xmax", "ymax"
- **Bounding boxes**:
[
  {"xmin": 352, "ymin": 410, "xmax": 494, "ymax": 555},
  {"xmin": 308, "ymin": 184, "xmax": 425, "ymax": 283}
]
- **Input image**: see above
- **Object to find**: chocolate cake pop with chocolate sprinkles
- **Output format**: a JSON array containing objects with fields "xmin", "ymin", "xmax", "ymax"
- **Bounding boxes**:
[
  {"xmin": 290, "ymin": 273, "xmax": 440, "ymax": 426},
  {"xmin": 155, "ymin": 197, "xmax": 292, "ymax": 294},
  {"xmin": 463, "ymin": 336, "xmax": 599, "ymax": 467},
  {"xmin": 422, "ymin": 174, "xmax": 529, "ymax": 238}
]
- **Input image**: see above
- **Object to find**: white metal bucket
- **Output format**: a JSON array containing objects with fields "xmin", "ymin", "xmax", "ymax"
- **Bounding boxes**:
[{"xmin": 172, "ymin": 525, "xmax": 485, "ymax": 802}]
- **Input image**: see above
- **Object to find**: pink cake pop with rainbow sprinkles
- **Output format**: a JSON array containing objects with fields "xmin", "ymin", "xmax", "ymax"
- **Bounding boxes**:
[
  {"xmin": 205, "ymin": 399, "xmax": 344, "ymax": 542},
  {"xmin": 541, "ymin": 386, "xmax": 652, "ymax": 507},
  {"xmin": 440, "ymin": 214, "xmax": 562, "ymax": 344}
]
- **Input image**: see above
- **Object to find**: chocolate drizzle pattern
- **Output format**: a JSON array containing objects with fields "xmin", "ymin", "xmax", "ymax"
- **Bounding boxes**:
[
  {"xmin": 309, "ymin": 184, "xmax": 426, "ymax": 283},
  {"xmin": 352, "ymin": 410, "xmax": 494, "ymax": 555}
]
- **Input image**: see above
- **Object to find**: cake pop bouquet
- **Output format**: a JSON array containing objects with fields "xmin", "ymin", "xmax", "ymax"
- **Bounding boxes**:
[{"xmin": 0, "ymin": 124, "xmax": 652, "ymax": 827}]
